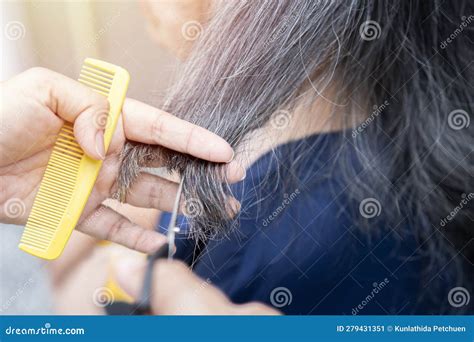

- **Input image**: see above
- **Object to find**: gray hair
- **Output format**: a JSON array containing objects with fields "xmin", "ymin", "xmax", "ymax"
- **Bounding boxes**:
[{"xmin": 118, "ymin": 0, "xmax": 473, "ymax": 306}]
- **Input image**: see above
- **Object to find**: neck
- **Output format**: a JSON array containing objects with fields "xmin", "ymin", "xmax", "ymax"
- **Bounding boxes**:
[{"xmin": 237, "ymin": 89, "xmax": 346, "ymax": 169}]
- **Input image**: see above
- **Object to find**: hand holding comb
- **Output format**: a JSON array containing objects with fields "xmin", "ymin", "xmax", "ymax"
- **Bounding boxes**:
[{"xmin": 19, "ymin": 58, "xmax": 130, "ymax": 260}]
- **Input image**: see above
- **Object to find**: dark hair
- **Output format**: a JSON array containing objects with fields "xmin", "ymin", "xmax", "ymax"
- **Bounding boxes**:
[{"xmin": 118, "ymin": 0, "xmax": 473, "ymax": 310}]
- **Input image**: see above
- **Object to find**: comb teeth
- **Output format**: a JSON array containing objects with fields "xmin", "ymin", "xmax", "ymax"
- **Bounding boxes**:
[
  {"xmin": 78, "ymin": 62, "xmax": 115, "ymax": 96},
  {"xmin": 20, "ymin": 123, "xmax": 82, "ymax": 251}
]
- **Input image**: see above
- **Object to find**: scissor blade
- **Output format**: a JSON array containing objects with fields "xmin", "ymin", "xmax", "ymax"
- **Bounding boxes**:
[{"xmin": 167, "ymin": 178, "xmax": 184, "ymax": 259}]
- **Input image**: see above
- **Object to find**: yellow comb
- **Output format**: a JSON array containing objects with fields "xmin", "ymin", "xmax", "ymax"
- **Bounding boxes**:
[{"xmin": 19, "ymin": 58, "xmax": 130, "ymax": 260}]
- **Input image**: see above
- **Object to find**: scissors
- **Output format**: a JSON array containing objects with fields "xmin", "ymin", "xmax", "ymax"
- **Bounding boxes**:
[
  {"xmin": 166, "ymin": 178, "xmax": 184, "ymax": 259},
  {"xmin": 106, "ymin": 179, "xmax": 184, "ymax": 315},
  {"xmin": 135, "ymin": 178, "xmax": 184, "ymax": 313}
]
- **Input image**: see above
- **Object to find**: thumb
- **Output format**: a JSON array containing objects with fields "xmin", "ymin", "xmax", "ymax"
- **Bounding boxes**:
[
  {"xmin": 115, "ymin": 258, "xmax": 237, "ymax": 315},
  {"xmin": 38, "ymin": 68, "xmax": 110, "ymax": 160}
]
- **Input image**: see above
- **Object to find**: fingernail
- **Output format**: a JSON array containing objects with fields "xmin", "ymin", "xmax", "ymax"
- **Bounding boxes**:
[
  {"xmin": 240, "ymin": 171, "xmax": 246, "ymax": 181},
  {"xmin": 227, "ymin": 198, "xmax": 241, "ymax": 218},
  {"xmin": 226, "ymin": 150, "xmax": 235, "ymax": 164},
  {"xmin": 95, "ymin": 130, "xmax": 106, "ymax": 160}
]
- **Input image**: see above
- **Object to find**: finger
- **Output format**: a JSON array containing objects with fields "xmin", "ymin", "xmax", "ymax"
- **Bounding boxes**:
[
  {"xmin": 115, "ymin": 259, "xmax": 237, "ymax": 314},
  {"xmin": 227, "ymin": 160, "xmax": 246, "ymax": 183},
  {"xmin": 122, "ymin": 98, "xmax": 234, "ymax": 163},
  {"xmin": 77, "ymin": 205, "xmax": 166, "ymax": 254},
  {"xmin": 143, "ymin": 159, "xmax": 245, "ymax": 183},
  {"xmin": 125, "ymin": 173, "xmax": 179, "ymax": 212},
  {"xmin": 35, "ymin": 67, "xmax": 109, "ymax": 160},
  {"xmin": 125, "ymin": 172, "xmax": 241, "ymax": 217}
]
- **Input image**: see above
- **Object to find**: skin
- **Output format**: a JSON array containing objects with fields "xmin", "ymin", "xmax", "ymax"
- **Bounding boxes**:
[
  {"xmin": 0, "ymin": 67, "xmax": 244, "ymax": 253},
  {"xmin": 116, "ymin": 258, "xmax": 280, "ymax": 315},
  {"xmin": 140, "ymin": 0, "xmax": 212, "ymax": 59}
]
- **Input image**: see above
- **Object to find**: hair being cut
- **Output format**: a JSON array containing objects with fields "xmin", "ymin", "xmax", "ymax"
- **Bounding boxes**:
[{"xmin": 118, "ymin": 0, "xmax": 473, "ymax": 288}]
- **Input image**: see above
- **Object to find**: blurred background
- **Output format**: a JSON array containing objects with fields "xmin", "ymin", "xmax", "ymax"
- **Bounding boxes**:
[{"xmin": 1, "ymin": 0, "xmax": 205, "ymax": 314}]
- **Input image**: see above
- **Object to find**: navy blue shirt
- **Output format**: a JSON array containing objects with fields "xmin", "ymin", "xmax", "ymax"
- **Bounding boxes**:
[{"xmin": 159, "ymin": 132, "xmax": 462, "ymax": 314}]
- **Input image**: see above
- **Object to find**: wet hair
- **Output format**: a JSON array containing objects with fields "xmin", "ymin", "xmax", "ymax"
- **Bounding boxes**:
[{"xmin": 118, "ymin": 0, "xmax": 473, "ymax": 300}]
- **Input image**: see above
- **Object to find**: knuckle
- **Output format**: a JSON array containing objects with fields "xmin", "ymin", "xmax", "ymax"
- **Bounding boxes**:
[
  {"xmin": 150, "ymin": 111, "xmax": 165, "ymax": 144},
  {"xmin": 105, "ymin": 217, "xmax": 126, "ymax": 241},
  {"xmin": 25, "ymin": 67, "xmax": 50, "ymax": 80},
  {"xmin": 148, "ymin": 183, "xmax": 162, "ymax": 208},
  {"xmin": 73, "ymin": 119, "xmax": 90, "ymax": 144},
  {"xmin": 184, "ymin": 126, "xmax": 196, "ymax": 154},
  {"xmin": 132, "ymin": 228, "xmax": 149, "ymax": 251}
]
